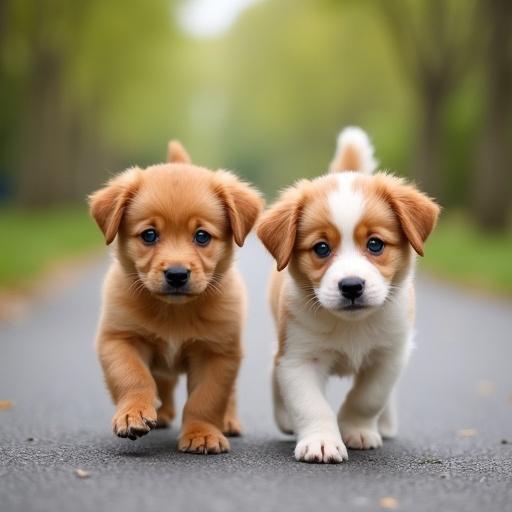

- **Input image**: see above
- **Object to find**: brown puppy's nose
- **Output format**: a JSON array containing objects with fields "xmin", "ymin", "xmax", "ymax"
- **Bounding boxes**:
[
  {"xmin": 164, "ymin": 267, "xmax": 190, "ymax": 288},
  {"xmin": 338, "ymin": 277, "xmax": 365, "ymax": 300}
]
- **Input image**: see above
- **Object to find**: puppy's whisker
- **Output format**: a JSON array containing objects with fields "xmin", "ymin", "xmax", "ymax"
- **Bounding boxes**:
[
  {"xmin": 205, "ymin": 272, "xmax": 225, "ymax": 297},
  {"xmin": 303, "ymin": 290, "xmax": 322, "ymax": 315},
  {"xmin": 127, "ymin": 275, "xmax": 146, "ymax": 298}
]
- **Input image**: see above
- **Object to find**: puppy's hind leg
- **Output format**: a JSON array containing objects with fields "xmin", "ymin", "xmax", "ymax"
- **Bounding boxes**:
[
  {"xmin": 378, "ymin": 393, "xmax": 397, "ymax": 439},
  {"xmin": 273, "ymin": 363, "xmax": 293, "ymax": 435},
  {"xmin": 223, "ymin": 388, "xmax": 243, "ymax": 437},
  {"xmin": 155, "ymin": 375, "xmax": 177, "ymax": 429}
]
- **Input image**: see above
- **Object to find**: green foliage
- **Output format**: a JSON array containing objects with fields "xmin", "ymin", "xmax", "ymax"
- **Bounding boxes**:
[
  {"xmin": 0, "ymin": 206, "xmax": 101, "ymax": 288},
  {"xmin": 192, "ymin": 0, "xmax": 416, "ymax": 194},
  {"xmin": 0, "ymin": 0, "xmax": 503, "ymax": 202},
  {"xmin": 420, "ymin": 214, "xmax": 512, "ymax": 295},
  {"xmin": 0, "ymin": 0, "xmax": 510, "ymax": 292}
]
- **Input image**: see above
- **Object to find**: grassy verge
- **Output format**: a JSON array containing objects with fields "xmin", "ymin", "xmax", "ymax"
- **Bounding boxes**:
[
  {"xmin": 0, "ymin": 206, "xmax": 102, "ymax": 289},
  {"xmin": 0, "ymin": 206, "xmax": 510, "ymax": 297},
  {"xmin": 419, "ymin": 214, "xmax": 512, "ymax": 297}
]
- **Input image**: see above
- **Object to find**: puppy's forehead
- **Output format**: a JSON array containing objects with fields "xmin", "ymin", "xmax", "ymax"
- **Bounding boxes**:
[
  {"xmin": 326, "ymin": 173, "xmax": 366, "ymax": 236},
  {"xmin": 299, "ymin": 177, "xmax": 333, "ymax": 230},
  {"xmin": 128, "ymin": 164, "xmax": 225, "ymax": 224}
]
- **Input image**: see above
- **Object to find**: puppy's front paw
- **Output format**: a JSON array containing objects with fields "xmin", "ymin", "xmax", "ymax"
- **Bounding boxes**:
[
  {"xmin": 112, "ymin": 404, "xmax": 157, "ymax": 440},
  {"xmin": 294, "ymin": 434, "xmax": 348, "ymax": 464},
  {"xmin": 179, "ymin": 422, "xmax": 230, "ymax": 454},
  {"xmin": 342, "ymin": 424, "xmax": 382, "ymax": 450}
]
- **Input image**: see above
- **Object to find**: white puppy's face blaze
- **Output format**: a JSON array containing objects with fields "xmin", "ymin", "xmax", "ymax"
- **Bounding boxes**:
[{"xmin": 314, "ymin": 174, "xmax": 396, "ymax": 319}]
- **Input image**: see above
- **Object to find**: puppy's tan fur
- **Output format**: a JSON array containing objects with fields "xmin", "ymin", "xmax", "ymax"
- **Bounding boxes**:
[{"xmin": 89, "ymin": 142, "xmax": 262, "ymax": 454}]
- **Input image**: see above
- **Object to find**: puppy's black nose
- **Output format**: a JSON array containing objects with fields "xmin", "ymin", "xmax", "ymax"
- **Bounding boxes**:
[
  {"xmin": 339, "ymin": 277, "xmax": 365, "ymax": 300},
  {"xmin": 164, "ymin": 267, "xmax": 190, "ymax": 288}
]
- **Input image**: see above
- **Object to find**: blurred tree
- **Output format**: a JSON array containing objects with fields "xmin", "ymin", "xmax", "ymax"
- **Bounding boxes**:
[
  {"xmin": 377, "ymin": 0, "xmax": 476, "ymax": 203},
  {"xmin": 472, "ymin": 0, "xmax": 512, "ymax": 230},
  {"xmin": 0, "ymin": 0, "xmax": 180, "ymax": 206},
  {"xmin": 1, "ymin": 0, "xmax": 508, "ymax": 231},
  {"xmin": 189, "ymin": 0, "xmax": 412, "ymax": 194}
]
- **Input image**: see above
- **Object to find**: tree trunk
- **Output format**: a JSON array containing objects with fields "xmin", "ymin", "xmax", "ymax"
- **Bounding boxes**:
[
  {"xmin": 473, "ymin": 0, "xmax": 512, "ymax": 230},
  {"xmin": 416, "ymin": 89, "xmax": 444, "ymax": 202}
]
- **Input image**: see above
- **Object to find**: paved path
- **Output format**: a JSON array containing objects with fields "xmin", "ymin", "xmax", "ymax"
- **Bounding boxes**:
[{"xmin": 1, "ymin": 238, "xmax": 511, "ymax": 512}]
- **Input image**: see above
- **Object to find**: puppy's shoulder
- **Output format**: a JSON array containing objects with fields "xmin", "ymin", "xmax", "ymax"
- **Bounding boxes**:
[
  {"xmin": 101, "ymin": 259, "xmax": 131, "ymax": 306},
  {"xmin": 98, "ymin": 260, "xmax": 148, "ymax": 333}
]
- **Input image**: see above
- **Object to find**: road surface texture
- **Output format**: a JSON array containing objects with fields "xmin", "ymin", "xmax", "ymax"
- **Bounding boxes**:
[{"xmin": 1, "ymin": 237, "xmax": 511, "ymax": 512}]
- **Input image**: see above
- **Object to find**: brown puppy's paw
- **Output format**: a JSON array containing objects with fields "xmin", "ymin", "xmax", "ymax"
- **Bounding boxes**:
[
  {"xmin": 179, "ymin": 422, "xmax": 230, "ymax": 454},
  {"xmin": 223, "ymin": 416, "xmax": 242, "ymax": 437},
  {"xmin": 112, "ymin": 404, "xmax": 157, "ymax": 440},
  {"xmin": 155, "ymin": 407, "xmax": 175, "ymax": 429}
]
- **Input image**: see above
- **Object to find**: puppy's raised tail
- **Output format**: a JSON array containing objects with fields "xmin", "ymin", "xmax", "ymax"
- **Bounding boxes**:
[{"xmin": 329, "ymin": 126, "xmax": 377, "ymax": 175}]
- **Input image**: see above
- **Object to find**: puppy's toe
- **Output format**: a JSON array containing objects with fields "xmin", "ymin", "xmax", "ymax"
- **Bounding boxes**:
[
  {"xmin": 112, "ymin": 404, "xmax": 157, "ymax": 440},
  {"xmin": 294, "ymin": 434, "xmax": 348, "ymax": 464},
  {"xmin": 342, "ymin": 425, "xmax": 383, "ymax": 450},
  {"xmin": 179, "ymin": 423, "xmax": 230, "ymax": 454}
]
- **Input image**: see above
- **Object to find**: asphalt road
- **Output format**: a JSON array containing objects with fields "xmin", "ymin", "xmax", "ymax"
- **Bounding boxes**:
[{"xmin": 1, "ymin": 237, "xmax": 511, "ymax": 512}]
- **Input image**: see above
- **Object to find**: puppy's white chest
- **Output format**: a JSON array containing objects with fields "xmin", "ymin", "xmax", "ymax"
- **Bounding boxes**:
[
  {"xmin": 287, "ymin": 305, "xmax": 410, "ymax": 374},
  {"xmin": 317, "ymin": 325, "xmax": 381, "ymax": 372}
]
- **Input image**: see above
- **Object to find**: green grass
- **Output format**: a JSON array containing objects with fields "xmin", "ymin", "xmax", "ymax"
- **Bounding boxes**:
[
  {"xmin": 419, "ymin": 214, "xmax": 512, "ymax": 296},
  {"xmin": 0, "ymin": 206, "xmax": 102, "ymax": 289},
  {"xmin": 0, "ymin": 207, "xmax": 511, "ymax": 297}
]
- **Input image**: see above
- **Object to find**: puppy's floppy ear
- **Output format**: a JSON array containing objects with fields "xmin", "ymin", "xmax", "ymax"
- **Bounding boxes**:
[
  {"xmin": 377, "ymin": 175, "xmax": 440, "ymax": 256},
  {"xmin": 215, "ymin": 171, "xmax": 264, "ymax": 247},
  {"xmin": 88, "ymin": 167, "xmax": 142, "ymax": 245},
  {"xmin": 257, "ymin": 184, "xmax": 305, "ymax": 271},
  {"xmin": 167, "ymin": 140, "xmax": 191, "ymax": 164}
]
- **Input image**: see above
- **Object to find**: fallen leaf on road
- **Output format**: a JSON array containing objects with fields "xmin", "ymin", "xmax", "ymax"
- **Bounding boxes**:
[
  {"xmin": 507, "ymin": 393, "xmax": 512, "ymax": 405},
  {"xmin": 477, "ymin": 380, "xmax": 496, "ymax": 396},
  {"xmin": 379, "ymin": 497, "xmax": 398, "ymax": 509},
  {"xmin": 457, "ymin": 428, "xmax": 477, "ymax": 438},
  {"xmin": 74, "ymin": 469, "xmax": 90, "ymax": 479},
  {"xmin": 0, "ymin": 400, "xmax": 13, "ymax": 410}
]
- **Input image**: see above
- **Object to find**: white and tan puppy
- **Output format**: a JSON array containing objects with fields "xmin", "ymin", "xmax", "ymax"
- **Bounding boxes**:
[{"xmin": 257, "ymin": 127, "xmax": 440, "ymax": 463}]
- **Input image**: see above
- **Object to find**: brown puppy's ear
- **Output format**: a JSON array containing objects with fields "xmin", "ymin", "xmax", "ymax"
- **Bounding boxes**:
[
  {"xmin": 377, "ymin": 175, "xmax": 440, "ymax": 256},
  {"xmin": 88, "ymin": 168, "xmax": 142, "ymax": 245},
  {"xmin": 167, "ymin": 140, "xmax": 191, "ymax": 164},
  {"xmin": 257, "ymin": 184, "xmax": 305, "ymax": 271},
  {"xmin": 215, "ymin": 171, "xmax": 264, "ymax": 247}
]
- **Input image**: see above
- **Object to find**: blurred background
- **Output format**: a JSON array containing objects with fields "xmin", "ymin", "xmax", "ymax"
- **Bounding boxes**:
[{"xmin": 0, "ymin": 0, "xmax": 511, "ymax": 297}]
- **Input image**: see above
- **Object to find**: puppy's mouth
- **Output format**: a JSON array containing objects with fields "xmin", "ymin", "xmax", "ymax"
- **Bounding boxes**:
[
  {"xmin": 336, "ymin": 297, "xmax": 374, "ymax": 313},
  {"xmin": 341, "ymin": 302, "xmax": 368, "ymax": 311},
  {"xmin": 165, "ymin": 290, "xmax": 190, "ymax": 296},
  {"xmin": 158, "ymin": 288, "xmax": 198, "ymax": 298}
]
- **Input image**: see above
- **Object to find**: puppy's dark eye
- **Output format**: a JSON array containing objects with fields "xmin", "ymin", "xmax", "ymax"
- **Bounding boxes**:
[
  {"xmin": 367, "ymin": 237, "xmax": 384, "ymax": 255},
  {"xmin": 140, "ymin": 229, "xmax": 158, "ymax": 245},
  {"xmin": 313, "ymin": 241, "xmax": 331, "ymax": 258},
  {"xmin": 194, "ymin": 230, "xmax": 211, "ymax": 246}
]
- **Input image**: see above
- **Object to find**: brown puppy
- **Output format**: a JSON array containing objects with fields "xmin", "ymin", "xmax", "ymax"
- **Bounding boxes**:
[{"xmin": 89, "ymin": 141, "xmax": 262, "ymax": 454}]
